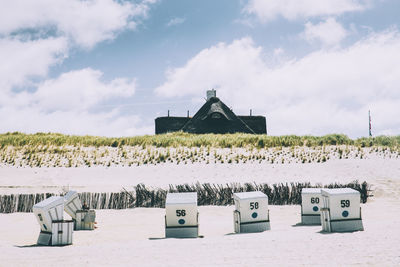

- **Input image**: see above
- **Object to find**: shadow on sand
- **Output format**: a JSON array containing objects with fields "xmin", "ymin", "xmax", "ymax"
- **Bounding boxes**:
[
  {"xmin": 15, "ymin": 244, "xmax": 41, "ymax": 248},
  {"xmin": 292, "ymin": 222, "xmax": 321, "ymax": 227},
  {"xmin": 317, "ymin": 230, "xmax": 360, "ymax": 235},
  {"xmin": 148, "ymin": 235, "xmax": 204, "ymax": 240},
  {"xmin": 15, "ymin": 244, "xmax": 71, "ymax": 248}
]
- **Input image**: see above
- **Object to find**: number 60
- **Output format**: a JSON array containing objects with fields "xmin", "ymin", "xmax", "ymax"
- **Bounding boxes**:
[{"xmin": 311, "ymin": 197, "xmax": 319, "ymax": 204}]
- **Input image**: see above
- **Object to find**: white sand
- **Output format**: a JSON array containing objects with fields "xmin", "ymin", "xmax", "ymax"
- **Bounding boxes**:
[
  {"xmin": 1, "ymin": 158, "xmax": 399, "ymax": 194},
  {"xmin": 1, "ymin": 156, "xmax": 400, "ymax": 266},
  {"xmin": 1, "ymin": 198, "xmax": 399, "ymax": 266}
]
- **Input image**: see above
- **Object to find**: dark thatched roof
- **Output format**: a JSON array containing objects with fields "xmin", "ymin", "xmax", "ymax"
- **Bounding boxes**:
[{"xmin": 181, "ymin": 97, "xmax": 255, "ymax": 134}]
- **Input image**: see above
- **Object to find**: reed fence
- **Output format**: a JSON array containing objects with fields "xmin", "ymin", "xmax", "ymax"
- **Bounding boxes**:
[{"xmin": 0, "ymin": 181, "xmax": 371, "ymax": 213}]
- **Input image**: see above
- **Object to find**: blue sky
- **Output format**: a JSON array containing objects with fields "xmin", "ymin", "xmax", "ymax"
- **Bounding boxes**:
[{"xmin": 0, "ymin": 0, "xmax": 399, "ymax": 137}]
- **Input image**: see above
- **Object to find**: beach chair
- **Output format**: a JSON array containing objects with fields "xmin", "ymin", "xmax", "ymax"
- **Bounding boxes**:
[
  {"xmin": 233, "ymin": 191, "xmax": 270, "ymax": 233},
  {"xmin": 320, "ymin": 188, "xmax": 364, "ymax": 232},
  {"xmin": 165, "ymin": 192, "xmax": 199, "ymax": 238},
  {"xmin": 64, "ymin": 191, "xmax": 96, "ymax": 230},
  {"xmin": 33, "ymin": 196, "xmax": 73, "ymax": 246}
]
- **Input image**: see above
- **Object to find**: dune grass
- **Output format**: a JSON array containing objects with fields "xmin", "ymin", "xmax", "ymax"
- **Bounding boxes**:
[
  {"xmin": 0, "ymin": 132, "xmax": 398, "ymax": 167},
  {"xmin": 0, "ymin": 132, "xmax": 399, "ymax": 149}
]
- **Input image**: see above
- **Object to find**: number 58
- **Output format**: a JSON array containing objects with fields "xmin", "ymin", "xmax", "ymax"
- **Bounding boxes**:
[{"xmin": 250, "ymin": 202, "xmax": 259, "ymax": 210}]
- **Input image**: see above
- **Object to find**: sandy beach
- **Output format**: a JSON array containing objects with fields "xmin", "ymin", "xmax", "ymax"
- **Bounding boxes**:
[
  {"xmin": 1, "ymin": 154, "xmax": 400, "ymax": 266},
  {"xmin": 1, "ymin": 197, "xmax": 399, "ymax": 266},
  {"xmin": 1, "ymin": 157, "xmax": 399, "ymax": 194}
]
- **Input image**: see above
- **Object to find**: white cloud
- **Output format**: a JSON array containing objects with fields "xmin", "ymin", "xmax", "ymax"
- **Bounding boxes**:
[
  {"xmin": 155, "ymin": 31, "xmax": 400, "ymax": 137},
  {"xmin": 166, "ymin": 17, "xmax": 186, "ymax": 27},
  {"xmin": 244, "ymin": 0, "xmax": 369, "ymax": 22},
  {"xmin": 0, "ymin": 0, "xmax": 157, "ymax": 49},
  {"xmin": 0, "ymin": 106, "xmax": 152, "ymax": 136},
  {"xmin": 302, "ymin": 18, "xmax": 348, "ymax": 46},
  {"xmin": 32, "ymin": 68, "xmax": 135, "ymax": 111},
  {"xmin": 0, "ymin": 37, "xmax": 68, "ymax": 93},
  {"xmin": 0, "ymin": 1, "xmax": 158, "ymax": 136},
  {"xmin": 0, "ymin": 0, "xmax": 157, "ymax": 103},
  {"xmin": 0, "ymin": 68, "xmax": 147, "ymax": 136},
  {"xmin": 0, "ymin": 39, "xmax": 143, "ymax": 136},
  {"xmin": 273, "ymin": 48, "xmax": 284, "ymax": 56},
  {"xmin": 156, "ymin": 37, "xmax": 265, "ymax": 98}
]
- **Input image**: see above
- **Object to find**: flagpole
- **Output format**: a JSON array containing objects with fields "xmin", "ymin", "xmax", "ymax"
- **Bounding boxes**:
[{"xmin": 369, "ymin": 110, "xmax": 372, "ymax": 137}]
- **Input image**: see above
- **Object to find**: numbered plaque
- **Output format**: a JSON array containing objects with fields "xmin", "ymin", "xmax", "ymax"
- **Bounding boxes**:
[
  {"xmin": 320, "ymin": 188, "xmax": 364, "ymax": 232},
  {"xmin": 301, "ymin": 188, "xmax": 322, "ymax": 225},
  {"xmin": 165, "ymin": 192, "xmax": 198, "ymax": 238},
  {"xmin": 233, "ymin": 191, "xmax": 270, "ymax": 233}
]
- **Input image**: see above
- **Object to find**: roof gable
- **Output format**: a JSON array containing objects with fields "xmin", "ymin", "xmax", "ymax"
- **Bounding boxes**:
[{"xmin": 181, "ymin": 97, "xmax": 255, "ymax": 134}]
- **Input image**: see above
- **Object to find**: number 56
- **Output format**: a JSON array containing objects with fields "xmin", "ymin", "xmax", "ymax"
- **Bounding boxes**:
[{"xmin": 176, "ymin": 210, "xmax": 186, "ymax": 216}]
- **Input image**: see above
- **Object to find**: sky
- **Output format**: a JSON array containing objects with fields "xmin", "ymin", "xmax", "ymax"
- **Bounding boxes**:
[{"xmin": 0, "ymin": 0, "xmax": 399, "ymax": 138}]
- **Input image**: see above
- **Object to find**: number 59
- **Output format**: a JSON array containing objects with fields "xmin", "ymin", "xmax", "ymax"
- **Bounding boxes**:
[{"xmin": 340, "ymin": 200, "xmax": 350, "ymax": 208}]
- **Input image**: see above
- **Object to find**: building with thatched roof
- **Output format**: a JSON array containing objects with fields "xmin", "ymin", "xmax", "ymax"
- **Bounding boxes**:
[{"xmin": 155, "ymin": 90, "xmax": 266, "ymax": 134}]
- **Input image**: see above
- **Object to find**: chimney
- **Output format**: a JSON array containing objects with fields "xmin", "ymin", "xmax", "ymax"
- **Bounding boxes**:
[{"xmin": 206, "ymin": 89, "xmax": 216, "ymax": 100}]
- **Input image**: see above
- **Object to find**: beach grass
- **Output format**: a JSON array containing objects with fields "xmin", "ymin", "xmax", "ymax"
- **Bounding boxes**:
[
  {"xmin": 0, "ymin": 132, "xmax": 398, "ymax": 167},
  {"xmin": 0, "ymin": 132, "xmax": 399, "ymax": 148}
]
